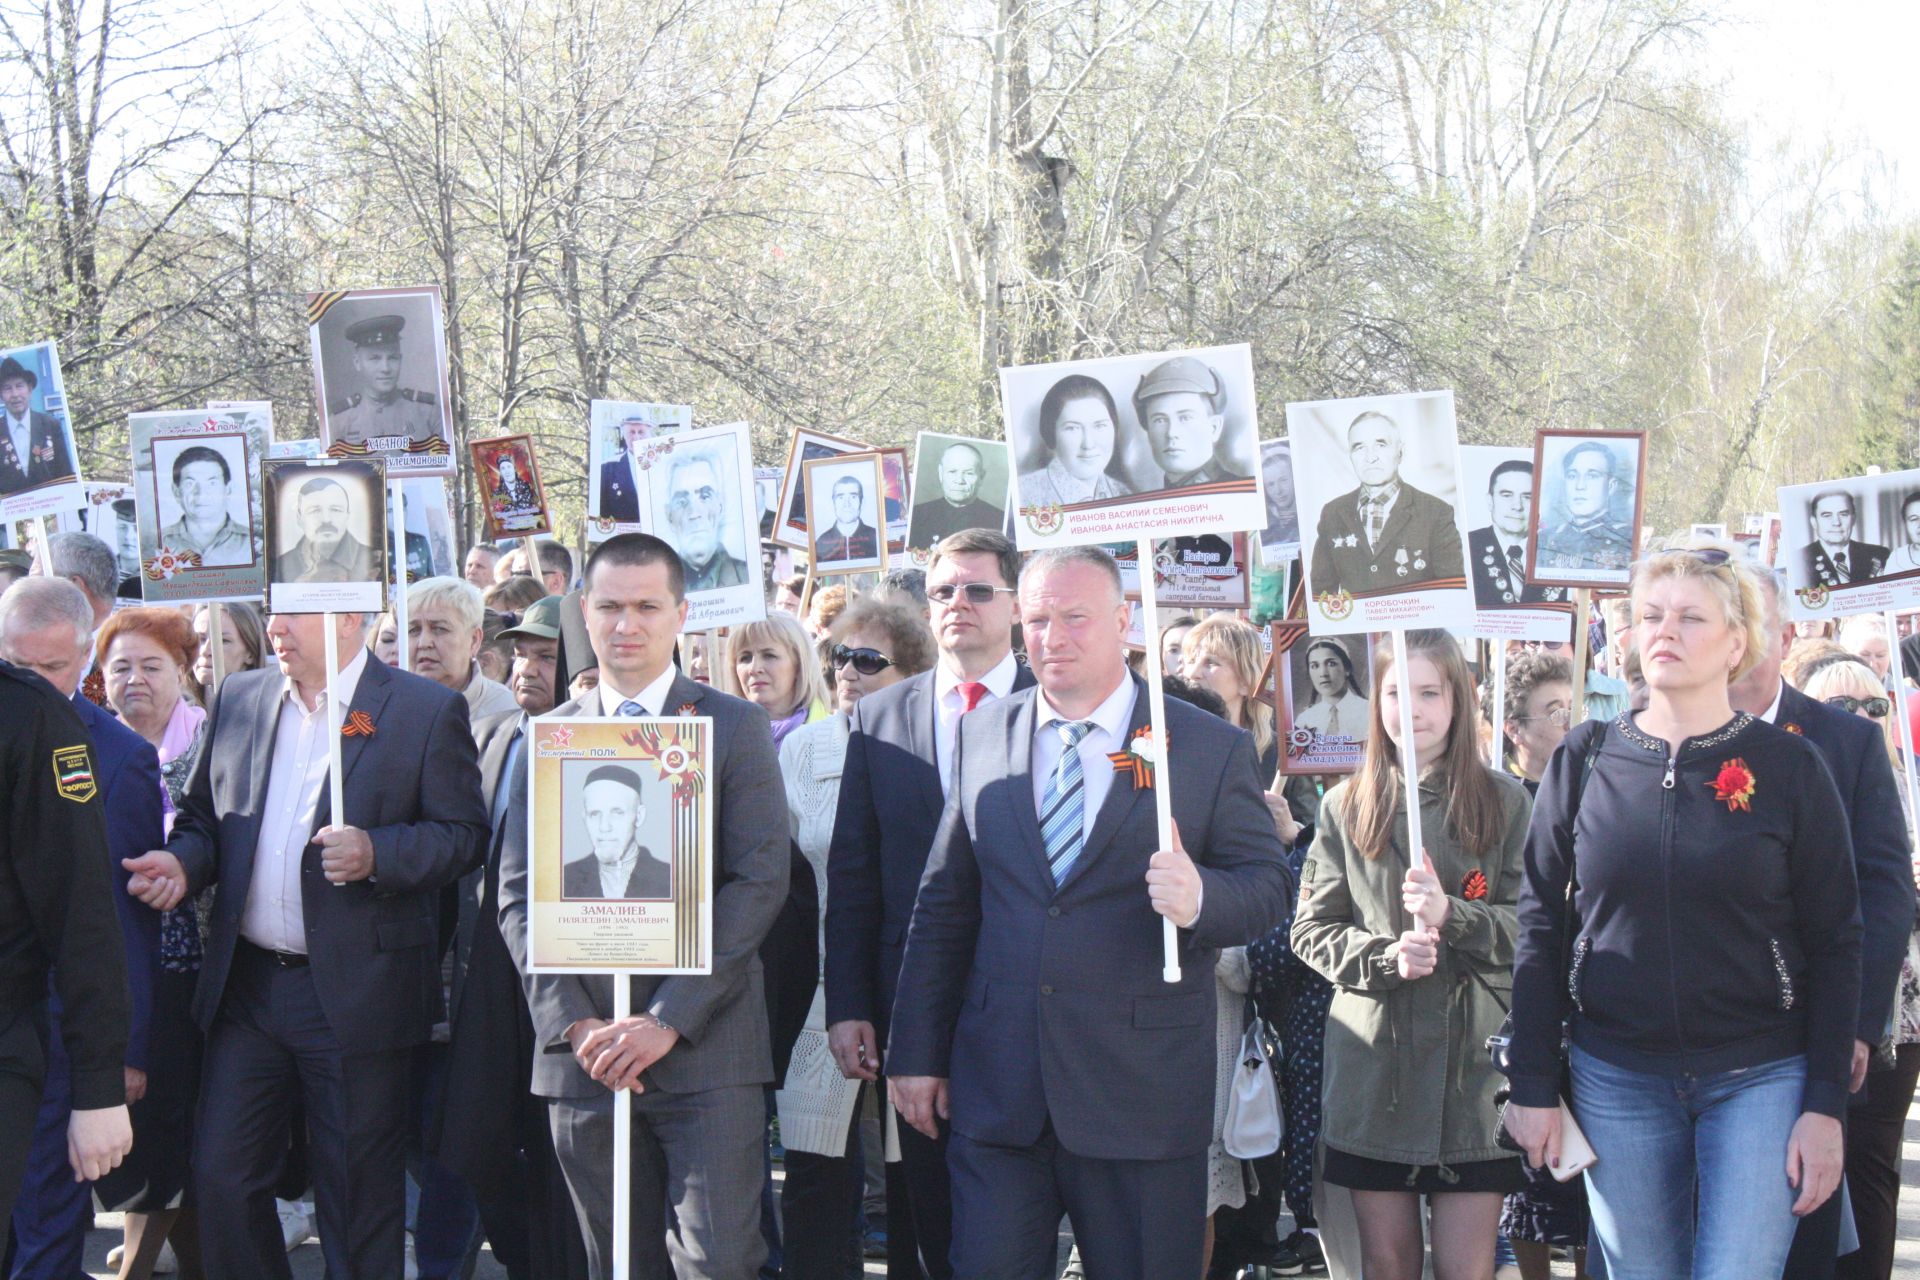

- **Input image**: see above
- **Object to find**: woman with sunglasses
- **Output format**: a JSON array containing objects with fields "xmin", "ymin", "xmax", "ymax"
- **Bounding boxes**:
[
  {"xmin": 1507, "ymin": 545, "xmax": 1860, "ymax": 1278},
  {"xmin": 775, "ymin": 597, "xmax": 936, "ymax": 1278}
]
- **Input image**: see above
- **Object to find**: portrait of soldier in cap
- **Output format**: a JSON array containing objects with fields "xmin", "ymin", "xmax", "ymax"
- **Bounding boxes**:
[
  {"xmin": 1308, "ymin": 409, "xmax": 1463, "ymax": 595},
  {"xmin": 1134, "ymin": 355, "xmax": 1249, "ymax": 489},
  {"xmin": 909, "ymin": 438, "xmax": 1008, "ymax": 546},
  {"xmin": 1535, "ymin": 437, "xmax": 1639, "ymax": 578},
  {"xmin": 324, "ymin": 314, "xmax": 443, "ymax": 455},
  {"xmin": 158, "ymin": 443, "xmax": 254, "ymax": 567},
  {"xmin": 272, "ymin": 474, "xmax": 378, "ymax": 584},
  {"xmin": 563, "ymin": 763, "xmax": 672, "ymax": 900},
  {"xmin": 659, "ymin": 448, "xmax": 749, "ymax": 592},
  {"xmin": 0, "ymin": 352, "xmax": 76, "ymax": 496}
]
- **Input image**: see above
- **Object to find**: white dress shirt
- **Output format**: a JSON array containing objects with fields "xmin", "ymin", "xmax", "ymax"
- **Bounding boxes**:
[
  {"xmin": 935, "ymin": 650, "xmax": 1020, "ymax": 794},
  {"xmin": 1757, "ymin": 683, "xmax": 1784, "ymax": 726},
  {"xmin": 1030, "ymin": 673, "xmax": 1137, "ymax": 843},
  {"xmin": 600, "ymin": 663, "xmax": 679, "ymax": 718},
  {"xmin": 4, "ymin": 411, "xmax": 28, "ymax": 466},
  {"xmin": 241, "ymin": 645, "xmax": 371, "ymax": 954}
]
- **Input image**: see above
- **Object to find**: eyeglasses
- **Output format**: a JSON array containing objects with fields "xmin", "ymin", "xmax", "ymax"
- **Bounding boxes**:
[
  {"xmin": 1824, "ymin": 694, "xmax": 1891, "ymax": 719},
  {"xmin": 1512, "ymin": 706, "xmax": 1573, "ymax": 728},
  {"xmin": 831, "ymin": 645, "xmax": 895, "ymax": 676},
  {"xmin": 1652, "ymin": 547, "xmax": 1732, "ymax": 567},
  {"xmin": 928, "ymin": 583, "xmax": 1017, "ymax": 606}
]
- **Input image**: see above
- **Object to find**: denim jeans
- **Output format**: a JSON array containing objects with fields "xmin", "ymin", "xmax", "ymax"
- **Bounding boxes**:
[{"xmin": 1570, "ymin": 1043, "xmax": 1806, "ymax": 1279}]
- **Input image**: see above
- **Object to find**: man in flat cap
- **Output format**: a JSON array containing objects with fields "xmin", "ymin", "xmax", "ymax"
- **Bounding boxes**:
[
  {"xmin": 911, "ymin": 440, "xmax": 1005, "ymax": 545},
  {"xmin": 564, "ymin": 764, "xmax": 672, "ymax": 900},
  {"xmin": 273, "ymin": 475, "xmax": 379, "ymax": 584},
  {"xmin": 326, "ymin": 315, "xmax": 444, "ymax": 457},
  {"xmin": 0, "ymin": 355, "xmax": 75, "ymax": 496},
  {"xmin": 1309, "ymin": 409, "xmax": 1463, "ymax": 596},
  {"xmin": 160, "ymin": 445, "xmax": 253, "ymax": 566},
  {"xmin": 1536, "ymin": 439, "xmax": 1637, "ymax": 575},
  {"xmin": 1135, "ymin": 356, "xmax": 1248, "ymax": 489},
  {"xmin": 663, "ymin": 450, "xmax": 748, "ymax": 592},
  {"xmin": 596, "ymin": 416, "xmax": 655, "ymax": 524}
]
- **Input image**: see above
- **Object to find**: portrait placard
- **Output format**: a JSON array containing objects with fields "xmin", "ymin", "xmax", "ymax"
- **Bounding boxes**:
[
  {"xmin": 386, "ymin": 477, "xmax": 456, "ymax": 588},
  {"xmin": 803, "ymin": 453, "xmax": 888, "ymax": 576},
  {"xmin": 1690, "ymin": 523, "xmax": 1727, "ymax": 541},
  {"xmin": 1454, "ymin": 445, "xmax": 1573, "ymax": 642},
  {"xmin": 130, "ymin": 407, "xmax": 271, "ymax": 604},
  {"xmin": 587, "ymin": 399, "xmax": 693, "ymax": 538},
  {"xmin": 906, "ymin": 431, "xmax": 1011, "ymax": 552},
  {"xmin": 526, "ymin": 717, "xmax": 714, "ymax": 975},
  {"xmin": 1525, "ymin": 429, "xmax": 1646, "ymax": 590},
  {"xmin": 1000, "ymin": 343, "xmax": 1264, "ymax": 550},
  {"xmin": 1103, "ymin": 536, "xmax": 1251, "ymax": 608},
  {"xmin": 1257, "ymin": 439, "xmax": 1301, "ymax": 568},
  {"xmin": 74, "ymin": 483, "xmax": 141, "ymax": 599},
  {"xmin": 755, "ymin": 466, "xmax": 783, "ymax": 540},
  {"xmin": 1732, "ymin": 532, "xmax": 1763, "ymax": 565},
  {"xmin": 308, "ymin": 287, "xmax": 455, "ymax": 477},
  {"xmin": 639, "ymin": 421, "xmax": 765, "ymax": 630},
  {"xmin": 470, "ymin": 433, "xmax": 553, "ymax": 539},
  {"xmin": 263, "ymin": 457, "xmax": 388, "ymax": 614},
  {"xmin": 1762, "ymin": 513, "xmax": 1783, "ymax": 567},
  {"xmin": 1778, "ymin": 468, "xmax": 1920, "ymax": 620},
  {"xmin": 1271, "ymin": 623, "xmax": 1374, "ymax": 776},
  {"xmin": 0, "ymin": 339, "xmax": 83, "ymax": 520},
  {"xmin": 1288, "ymin": 390, "xmax": 1471, "ymax": 635},
  {"xmin": 773, "ymin": 428, "xmax": 868, "ymax": 549},
  {"xmin": 878, "ymin": 446, "xmax": 910, "ymax": 557}
]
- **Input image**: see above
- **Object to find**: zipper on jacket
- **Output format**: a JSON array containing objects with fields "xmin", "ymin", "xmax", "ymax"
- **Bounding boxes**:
[
  {"xmin": 1659, "ymin": 759, "xmax": 1692, "ymax": 1059},
  {"xmin": 1662, "ymin": 755, "xmax": 1676, "ymax": 789},
  {"xmin": 1769, "ymin": 938, "xmax": 1796, "ymax": 1011}
]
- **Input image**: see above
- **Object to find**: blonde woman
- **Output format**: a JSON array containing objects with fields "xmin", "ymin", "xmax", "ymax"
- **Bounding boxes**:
[
  {"xmin": 1182, "ymin": 614, "xmax": 1280, "ymax": 780},
  {"xmin": 723, "ymin": 610, "xmax": 830, "ymax": 748}
]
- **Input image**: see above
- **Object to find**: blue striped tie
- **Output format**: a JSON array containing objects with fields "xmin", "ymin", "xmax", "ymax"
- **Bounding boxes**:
[
  {"xmin": 1041, "ymin": 719, "xmax": 1094, "ymax": 885},
  {"xmin": 617, "ymin": 700, "xmax": 645, "ymax": 717}
]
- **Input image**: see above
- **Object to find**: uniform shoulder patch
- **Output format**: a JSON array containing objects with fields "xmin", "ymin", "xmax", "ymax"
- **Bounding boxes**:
[{"xmin": 52, "ymin": 743, "xmax": 96, "ymax": 803}]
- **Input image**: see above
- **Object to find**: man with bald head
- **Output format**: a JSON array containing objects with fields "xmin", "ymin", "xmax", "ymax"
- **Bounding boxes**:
[
  {"xmin": 911, "ymin": 441, "xmax": 1005, "ymax": 545},
  {"xmin": 1309, "ymin": 409, "xmax": 1462, "ymax": 597}
]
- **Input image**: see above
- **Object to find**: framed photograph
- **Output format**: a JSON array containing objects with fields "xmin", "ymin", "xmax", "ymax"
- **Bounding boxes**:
[
  {"xmin": 387, "ymin": 477, "xmax": 456, "ymax": 589},
  {"xmin": 470, "ymin": 433, "xmax": 552, "ymax": 539},
  {"xmin": 586, "ymin": 399, "xmax": 693, "ymax": 537},
  {"xmin": 1288, "ymin": 390, "xmax": 1471, "ymax": 635},
  {"xmin": 641, "ymin": 421, "xmax": 765, "ymax": 630},
  {"xmin": 1732, "ymin": 532, "xmax": 1763, "ymax": 564},
  {"xmin": 1690, "ymin": 523, "xmax": 1728, "ymax": 540},
  {"xmin": 1103, "ymin": 535, "xmax": 1251, "ymax": 608},
  {"xmin": 803, "ymin": 453, "xmax": 888, "ymax": 575},
  {"xmin": 878, "ymin": 446, "xmax": 910, "ymax": 557},
  {"xmin": 69, "ymin": 483, "xmax": 140, "ymax": 599},
  {"xmin": 1454, "ymin": 444, "xmax": 1573, "ymax": 642},
  {"xmin": 1271, "ymin": 623, "xmax": 1374, "ymax": 776},
  {"xmin": 755, "ymin": 466, "xmax": 784, "ymax": 540},
  {"xmin": 308, "ymin": 287, "xmax": 455, "ymax": 477},
  {"xmin": 906, "ymin": 431, "xmax": 1011, "ymax": 552},
  {"xmin": 1001, "ymin": 343, "xmax": 1264, "ymax": 550},
  {"xmin": 526, "ymin": 716, "xmax": 714, "ymax": 974},
  {"xmin": 263, "ymin": 457, "xmax": 388, "ymax": 614},
  {"xmin": 1778, "ymin": 468, "xmax": 1920, "ymax": 620},
  {"xmin": 1526, "ymin": 429, "xmax": 1646, "ymax": 590},
  {"xmin": 1762, "ymin": 513, "xmax": 1783, "ymax": 567},
  {"xmin": 0, "ymin": 339, "xmax": 84, "ymax": 520},
  {"xmin": 130, "ymin": 407, "xmax": 271, "ymax": 605},
  {"xmin": 1257, "ymin": 438, "xmax": 1301, "ymax": 568},
  {"xmin": 772, "ymin": 428, "xmax": 869, "ymax": 550}
]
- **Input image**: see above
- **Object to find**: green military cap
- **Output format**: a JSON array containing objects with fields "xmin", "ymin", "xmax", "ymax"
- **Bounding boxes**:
[
  {"xmin": 1133, "ymin": 355, "xmax": 1224, "ymax": 414},
  {"xmin": 497, "ymin": 593, "xmax": 563, "ymax": 642},
  {"xmin": 343, "ymin": 314, "xmax": 407, "ymax": 347}
]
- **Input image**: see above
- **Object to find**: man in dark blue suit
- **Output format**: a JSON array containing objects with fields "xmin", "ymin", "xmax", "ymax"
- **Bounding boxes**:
[
  {"xmin": 125, "ymin": 610, "xmax": 489, "ymax": 1280},
  {"xmin": 1731, "ymin": 569, "xmax": 1912, "ymax": 1280},
  {"xmin": 0, "ymin": 578, "xmax": 160, "ymax": 1275},
  {"xmin": 823, "ymin": 529, "xmax": 1033, "ymax": 1276},
  {"xmin": 887, "ymin": 546, "xmax": 1292, "ymax": 1280}
]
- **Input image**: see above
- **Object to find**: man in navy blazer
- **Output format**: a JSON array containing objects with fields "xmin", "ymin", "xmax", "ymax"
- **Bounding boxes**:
[
  {"xmin": 823, "ymin": 529, "xmax": 1032, "ymax": 1276},
  {"xmin": 887, "ymin": 546, "xmax": 1291, "ymax": 1279},
  {"xmin": 126, "ymin": 611, "xmax": 488, "ymax": 1280},
  {"xmin": 1731, "ymin": 569, "xmax": 1913, "ymax": 1280},
  {"xmin": 0, "ymin": 579, "xmax": 161, "ymax": 1275}
]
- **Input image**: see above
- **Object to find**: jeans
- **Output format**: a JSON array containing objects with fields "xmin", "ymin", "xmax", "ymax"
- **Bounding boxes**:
[{"xmin": 1570, "ymin": 1042, "xmax": 1806, "ymax": 1280}]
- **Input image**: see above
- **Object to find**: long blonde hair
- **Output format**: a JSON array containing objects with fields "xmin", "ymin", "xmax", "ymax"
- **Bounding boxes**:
[{"xmin": 1182, "ymin": 614, "xmax": 1274, "ymax": 757}]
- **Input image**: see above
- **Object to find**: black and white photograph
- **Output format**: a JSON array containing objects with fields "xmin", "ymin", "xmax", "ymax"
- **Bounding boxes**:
[
  {"xmin": 773, "ymin": 427, "xmax": 868, "ymax": 549},
  {"xmin": 1779, "ymin": 466, "xmax": 1920, "ymax": 620},
  {"xmin": 1525, "ymin": 429, "xmax": 1645, "ymax": 589},
  {"xmin": 1271, "ymin": 623, "xmax": 1373, "ymax": 776},
  {"xmin": 586, "ymin": 398, "xmax": 692, "ymax": 535},
  {"xmin": 385, "ymin": 477, "xmax": 455, "ymax": 589},
  {"xmin": 803, "ymin": 452, "xmax": 887, "ymax": 575},
  {"xmin": 1690, "ymin": 523, "xmax": 1728, "ymax": 541},
  {"xmin": 755, "ymin": 466, "xmax": 783, "ymax": 539},
  {"xmin": 1258, "ymin": 438, "xmax": 1300, "ymax": 567},
  {"xmin": 129, "ymin": 406, "xmax": 271, "ymax": 605},
  {"xmin": 906, "ymin": 431, "xmax": 1010, "ymax": 550},
  {"xmin": 0, "ymin": 339, "xmax": 83, "ymax": 519},
  {"xmin": 642, "ymin": 421, "xmax": 766, "ymax": 630},
  {"xmin": 1286, "ymin": 389, "xmax": 1471, "ymax": 634},
  {"xmin": 1454, "ymin": 444, "xmax": 1572, "ymax": 642},
  {"xmin": 1104, "ymin": 535, "xmax": 1251, "ymax": 608},
  {"xmin": 263, "ymin": 456, "xmax": 387, "ymax": 613},
  {"xmin": 308, "ymin": 286, "xmax": 456, "ymax": 477},
  {"xmin": 999, "ymin": 343, "xmax": 1264, "ymax": 550},
  {"xmin": 560, "ymin": 760, "xmax": 675, "ymax": 902}
]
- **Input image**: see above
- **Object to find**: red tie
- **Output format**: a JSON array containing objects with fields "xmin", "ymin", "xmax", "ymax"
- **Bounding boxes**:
[{"xmin": 957, "ymin": 681, "xmax": 987, "ymax": 714}]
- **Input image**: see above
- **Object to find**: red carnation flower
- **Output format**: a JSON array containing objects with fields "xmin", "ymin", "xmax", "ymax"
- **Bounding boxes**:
[{"xmin": 1709, "ymin": 757, "xmax": 1756, "ymax": 812}]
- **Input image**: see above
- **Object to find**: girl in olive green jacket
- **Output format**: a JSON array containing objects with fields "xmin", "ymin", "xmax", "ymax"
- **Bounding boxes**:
[{"xmin": 1291, "ymin": 630, "xmax": 1532, "ymax": 1280}]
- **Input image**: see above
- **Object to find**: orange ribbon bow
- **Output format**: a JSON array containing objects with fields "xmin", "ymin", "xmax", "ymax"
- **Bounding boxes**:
[{"xmin": 342, "ymin": 710, "xmax": 377, "ymax": 738}]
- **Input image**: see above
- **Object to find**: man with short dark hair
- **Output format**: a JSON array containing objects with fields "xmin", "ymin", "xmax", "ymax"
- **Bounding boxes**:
[
  {"xmin": 1135, "ymin": 356, "xmax": 1248, "ymax": 488},
  {"xmin": 327, "ymin": 315, "xmax": 442, "ymax": 453},
  {"xmin": 816, "ymin": 476, "xmax": 877, "ymax": 563},
  {"xmin": 534, "ymin": 541, "xmax": 573, "ymax": 597},
  {"xmin": 160, "ymin": 445, "xmax": 251, "ymax": 566},
  {"xmin": 0, "ymin": 355, "xmax": 74, "ymax": 494},
  {"xmin": 1536, "ymin": 440, "xmax": 1635, "ymax": 573},
  {"xmin": 1801, "ymin": 489, "xmax": 1888, "ymax": 589},
  {"xmin": 1467, "ymin": 460, "xmax": 1562, "ymax": 608}
]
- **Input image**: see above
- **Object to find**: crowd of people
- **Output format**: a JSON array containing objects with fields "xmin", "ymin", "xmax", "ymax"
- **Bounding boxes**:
[{"xmin": 0, "ymin": 521, "xmax": 1916, "ymax": 1280}]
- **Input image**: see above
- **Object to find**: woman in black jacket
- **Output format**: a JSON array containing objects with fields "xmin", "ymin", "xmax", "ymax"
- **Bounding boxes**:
[{"xmin": 1505, "ymin": 544, "xmax": 1860, "ymax": 1279}]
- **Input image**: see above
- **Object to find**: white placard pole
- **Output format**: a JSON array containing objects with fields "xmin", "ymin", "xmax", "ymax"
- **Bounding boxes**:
[
  {"xmin": 208, "ymin": 603, "xmax": 227, "ymax": 692},
  {"xmin": 391, "ymin": 480, "xmax": 410, "ymax": 671},
  {"xmin": 1885, "ymin": 610, "xmax": 1920, "ymax": 843},
  {"xmin": 323, "ymin": 615, "xmax": 346, "ymax": 886},
  {"xmin": 33, "ymin": 516, "xmax": 49, "ymax": 572},
  {"xmin": 611, "ymin": 979, "xmax": 632, "ymax": 1278},
  {"xmin": 1392, "ymin": 630, "xmax": 1426, "ymax": 864},
  {"xmin": 1134, "ymin": 538, "xmax": 1182, "ymax": 984},
  {"xmin": 1489, "ymin": 640, "xmax": 1507, "ymax": 773},
  {"xmin": 1569, "ymin": 589, "xmax": 1592, "ymax": 725}
]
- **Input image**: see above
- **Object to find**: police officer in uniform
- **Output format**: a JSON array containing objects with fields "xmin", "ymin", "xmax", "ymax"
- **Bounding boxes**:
[
  {"xmin": 0, "ymin": 659, "xmax": 133, "ymax": 1250},
  {"xmin": 1536, "ymin": 439, "xmax": 1636, "ymax": 574},
  {"xmin": 1309, "ymin": 409, "xmax": 1462, "ymax": 596},
  {"xmin": 326, "ymin": 314, "xmax": 443, "ymax": 455}
]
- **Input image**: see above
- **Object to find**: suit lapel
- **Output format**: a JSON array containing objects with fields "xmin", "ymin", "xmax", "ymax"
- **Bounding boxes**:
[
  {"xmin": 905, "ymin": 676, "xmax": 944, "ymax": 821},
  {"xmin": 1004, "ymin": 692, "xmax": 1053, "ymax": 885},
  {"xmin": 1072, "ymin": 676, "xmax": 1151, "ymax": 880},
  {"xmin": 245, "ymin": 673, "xmax": 278, "ymax": 828},
  {"xmin": 479, "ymin": 711, "xmax": 526, "ymax": 813},
  {"xmin": 337, "ymin": 659, "xmax": 393, "ymax": 793}
]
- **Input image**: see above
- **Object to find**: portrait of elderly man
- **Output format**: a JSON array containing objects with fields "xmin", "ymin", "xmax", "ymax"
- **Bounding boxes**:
[
  {"xmin": 1467, "ymin": 459, "xmax": 1561, "ymax": 607},
  {"xmin": 596, "ymin": 415, "xmax": 656, "ymax": 524},
  {"xmin": 1802, "ymin": 488, "xmax": 1890, "ymax": 588},
  {"xmin": 662, "ymin": 450, "xmax": 748, "ymax": 592},
  {"xmin": 1308, "ymin": 409, "xmax": 1462, "ymax": 595},
  {"xmin": 0, "ymin": 354, "xmax": 75, "ymax": 494},
  {"xmin": 1536, "ymin": 439, "xmax": 1636, "ymax": 573},
  {"xmin": 912, "ymin": 440, "xmax": 1004, "ymax": 545},
  {"xmin": 326, "ymin": 315, "xmax": 441, "ymax": 453},
  {"xmin": 272, "ymin": 475, "xmax": 377, "ymax": 584},
  {"xmin": 1135, "ymin": 355, "xmax": 1248, "ymax": 489},
  {"xmin": 160, "ymin": 445, "xmax": 252, "ymax": 566},
  {"xmin": 815, "ymin": 473, "xmax": 878, "ymax": 564},
  {"xmin": 563, "ymin": 764, "xmax": 672, "ymax": 901}
]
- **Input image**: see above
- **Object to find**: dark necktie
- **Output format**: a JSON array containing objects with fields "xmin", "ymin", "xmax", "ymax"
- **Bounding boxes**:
[
  {"xmin": 1836, "ymin": 552, "xmax": 1850, "ymax": 577},
  {"xmin": 1506, "ymin": 544, "xmax": 1525, "ymax": 589}
]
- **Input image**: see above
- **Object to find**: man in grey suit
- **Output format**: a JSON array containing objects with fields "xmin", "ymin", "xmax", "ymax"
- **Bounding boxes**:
[
  {"xmin": 496, "ymin": 532, "xmax": 790, "ymax": 1280},
  {"xmin": 123, "ymin": 610, "xmax": 488, "ymax": 1279},
  {"xmin": 887, "ymin": 546, "xmax": 1292, "ymax": 1280}
]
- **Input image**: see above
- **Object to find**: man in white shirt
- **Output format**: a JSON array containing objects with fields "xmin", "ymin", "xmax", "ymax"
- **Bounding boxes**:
[{"xmin": 0, "ymin": 355, "xmax": 74, "ymax": 496}]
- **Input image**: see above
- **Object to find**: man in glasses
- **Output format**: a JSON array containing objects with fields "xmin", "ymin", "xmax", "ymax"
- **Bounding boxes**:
[
  {"xmin": 661, "ymin": 451, "xmax": 747, "ymax": 593},
  {"xmin": 824, "ymin": 528, "xmax": 1034, "ymax": 1277}
]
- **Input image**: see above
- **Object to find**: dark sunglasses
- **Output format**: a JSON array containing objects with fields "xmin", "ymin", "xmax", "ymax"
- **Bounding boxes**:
[
  {"xmin": 1654, "ymin": 547, "xmax": 1732, "ymax": 566},
  {"xmin": 831, "ymin": 645, "xmax": 894, "ymax": 676},
  {"xmin": 928, "ymin": 582, "xmax": 1017, "ymax": 606},
  {"xmin": 1824, "ymin": 694, "xmax": 1891, "ymax": 719}
]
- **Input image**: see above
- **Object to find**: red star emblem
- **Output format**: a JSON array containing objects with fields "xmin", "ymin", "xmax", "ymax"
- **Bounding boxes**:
[{"xmin": 545, "ymin": 726, "xmax": 574, "ymax": 749}]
